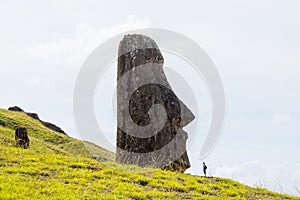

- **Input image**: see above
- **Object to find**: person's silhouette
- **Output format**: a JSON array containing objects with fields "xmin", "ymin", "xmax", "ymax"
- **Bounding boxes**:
[{"xmin": 203, "ymin": 162, "xmax": 207, "ymax": 177}]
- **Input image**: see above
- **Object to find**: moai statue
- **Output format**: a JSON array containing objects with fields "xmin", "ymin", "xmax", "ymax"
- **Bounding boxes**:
[
  {"xmin": 116, "ymin": 34, "xmax": 195, "ymax": 172},
  {"xmin": 15, "ymin": 127, "xmax": 30, "ymax": 149}
]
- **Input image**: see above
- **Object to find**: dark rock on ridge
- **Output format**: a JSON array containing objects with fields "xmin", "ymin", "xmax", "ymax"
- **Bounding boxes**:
[
  {"xmin": 8, "ymin": 106, "xmax": 24, "ymax": 112},
  {"xmin": 8, "ymin": 106, "xmax": 66, "ymax": 135},
  {"xmin": 40, "ymin": 121, "xmax": 65, "ymax": 134}
]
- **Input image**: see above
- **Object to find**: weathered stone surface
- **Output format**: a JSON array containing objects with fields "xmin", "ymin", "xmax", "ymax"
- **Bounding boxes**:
[
  {"xmin": 40, "ymin": 121, "xmax": 65, "ymax": 134},
  {"xmin": 116, "ymin": 34, "xmax": 194, "ymax": 172},
  {"xmin": 26, "ymin": 112, "xmax": 40, "ymax": 120},
  {"xmin": 8, "ymin": 106, "xmax": 66, "ymax": 135},
  {"xmin": 8, "ymin": 106, "xmax": 24, "ymax": 112},
  {"xmin": 15, "ymin": 127, "xmax": 30, "ymax": 149}
]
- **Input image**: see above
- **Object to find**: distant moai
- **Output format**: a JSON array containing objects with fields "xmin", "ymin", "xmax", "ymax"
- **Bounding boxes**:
[
  {"xmin": 15, "ymin": 127, "xmax": 30, "ymax": 149},
  {"xmin": 116, "ymin": 34, "xmax": 195, "ymax": 172}
]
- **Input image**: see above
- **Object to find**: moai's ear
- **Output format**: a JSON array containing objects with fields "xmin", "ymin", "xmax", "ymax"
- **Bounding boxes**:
[{"xmin": 179, "ymin": 101, "xmax": 195, "ymax": 127}]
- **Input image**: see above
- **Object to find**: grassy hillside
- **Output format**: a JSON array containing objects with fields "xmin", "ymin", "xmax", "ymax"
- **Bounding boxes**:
[
  {"xmin": 0, "ymin": 108, "xmax": 114, "ymax": 160},
  {"xmin": 0, "ymin": 108, "xmax": 298, "ymax": 199}
]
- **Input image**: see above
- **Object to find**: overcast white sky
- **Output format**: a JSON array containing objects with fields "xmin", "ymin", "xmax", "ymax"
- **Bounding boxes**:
[{"xmin": 0, "ymin": 0, "xmax": 299, "ymax": 196}]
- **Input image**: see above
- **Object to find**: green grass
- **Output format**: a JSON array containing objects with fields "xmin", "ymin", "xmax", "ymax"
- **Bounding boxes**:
[{"xmin": 0, "ymin": 108, "xmax": 299, "ymax": 199}]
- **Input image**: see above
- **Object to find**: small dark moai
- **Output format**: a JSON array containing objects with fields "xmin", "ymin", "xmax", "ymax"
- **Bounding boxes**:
[
  {"xmin": 15, "ymin": 127, "xmax": 30, "ymax": 149},
  {"xmin": 116, "ymin": 34, "xmax": 195, "ymax": 172}
]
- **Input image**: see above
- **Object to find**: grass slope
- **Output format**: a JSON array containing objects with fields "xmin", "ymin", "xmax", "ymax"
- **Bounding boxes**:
[{"xmin": 0, "ymin": 108, "xmax": 298, "ymax": 199}]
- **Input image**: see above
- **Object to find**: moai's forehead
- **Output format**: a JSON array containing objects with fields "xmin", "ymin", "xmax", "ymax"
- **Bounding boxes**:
[{"xmin": 118, "ymin": 34, "xmax": 164, "ymax": 66}]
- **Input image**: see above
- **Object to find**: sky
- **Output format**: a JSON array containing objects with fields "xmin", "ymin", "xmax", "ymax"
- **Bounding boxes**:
[{"xmin": 0, "ymin": 0, "xmax": 299, "ymax": 196}]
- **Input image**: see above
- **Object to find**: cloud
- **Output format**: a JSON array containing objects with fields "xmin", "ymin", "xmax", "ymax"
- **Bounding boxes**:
[
  {"xmin": 27, "ymin": 77, "xmax": 42, "ymax": 86},
  {"xmin": 26, "ymin": 15, "xmax": 150, "ymax": 67},
  {"xmin": 272, "ymin": 113, "xmax": 291, "ymax": 121},
  {"xmin": 214, "ymin": 161, "xmax": 300, "ymax": 196}
]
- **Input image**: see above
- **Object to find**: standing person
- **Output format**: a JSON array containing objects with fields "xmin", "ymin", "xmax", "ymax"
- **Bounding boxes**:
[{"xmin": 203, "ymin": 162, "xmax": 207, "ymax": 177}]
